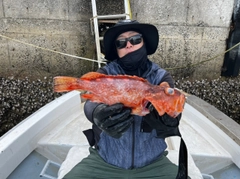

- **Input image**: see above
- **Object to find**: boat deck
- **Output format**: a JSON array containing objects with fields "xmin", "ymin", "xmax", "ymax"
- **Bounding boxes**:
[{"xmin": 1, "ymin": 91, "xmax": 240, "ymax": 179}]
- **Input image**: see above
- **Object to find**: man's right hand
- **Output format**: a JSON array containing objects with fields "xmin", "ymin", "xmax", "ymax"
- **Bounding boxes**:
[{"xmin": 93, "ymin": 103, "xmax": 133, "ymax": 138}]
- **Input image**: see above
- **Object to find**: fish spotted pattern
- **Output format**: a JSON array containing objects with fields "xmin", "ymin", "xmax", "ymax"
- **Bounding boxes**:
[{"xmin": 53, "ymin": 72, "xmax": 186, "ymax": 117}]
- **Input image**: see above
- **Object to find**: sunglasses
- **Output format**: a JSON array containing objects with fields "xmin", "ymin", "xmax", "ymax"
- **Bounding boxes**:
[{"xmin": 115, "ymin": 34, "xmax": 142, "ymax": 49}]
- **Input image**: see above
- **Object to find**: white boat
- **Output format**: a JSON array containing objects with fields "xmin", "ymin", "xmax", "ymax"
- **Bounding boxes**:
[{"xmin": 0, "ymin": 91, "xmax": 240, "ymax": 179}]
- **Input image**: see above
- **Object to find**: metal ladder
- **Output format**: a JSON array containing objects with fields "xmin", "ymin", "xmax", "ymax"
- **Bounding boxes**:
[{"xmin": 91, "ymin": 0, "xmax": 132, "ymax": 67}]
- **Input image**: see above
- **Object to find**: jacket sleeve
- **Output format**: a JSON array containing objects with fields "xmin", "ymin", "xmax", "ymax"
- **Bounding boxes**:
[
  {"xmin": 142, "ymin": 108, "xmax": 181, "ymax": 138},
  {"xmin": 142, "ymin": 69, "xmax": 182, "ymax": 138},
  {"xmin": 156, "ymin": 114, "xmax": 181, "ymax": 138},
  {"xmin": 84, "ymin": 101, "xmax": 99, "ymax": 123},
  {"xmin": 157, "ymin": 70, "xmax": 181, "ymax": 137}
]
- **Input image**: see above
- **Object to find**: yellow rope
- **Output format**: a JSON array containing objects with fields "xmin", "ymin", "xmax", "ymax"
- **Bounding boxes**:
[
  {"xmin": 165, "ymin": 41, "xmax": 240, "ymax": 70},
  {"xmin": 0, "ymin": 33, "xmax": 106, "ymax": 64},
  {"xmin": 1, "ymin": 33, "xmax": 239, "ymax": 70}
]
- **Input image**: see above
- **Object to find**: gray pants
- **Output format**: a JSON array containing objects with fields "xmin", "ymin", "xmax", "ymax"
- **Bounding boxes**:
[{"xmin": 64, "ymin": 147, "xmax": 179, "ymax": 179}]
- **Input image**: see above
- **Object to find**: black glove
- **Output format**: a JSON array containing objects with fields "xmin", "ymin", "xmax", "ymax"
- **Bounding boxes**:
[
  {"xmin": 143, "ymin": 106, "xmax": 181, "ymax": 138},
  {"xmin": 93, "ymin": 103, "xmax": 133, "ymax": 138}
]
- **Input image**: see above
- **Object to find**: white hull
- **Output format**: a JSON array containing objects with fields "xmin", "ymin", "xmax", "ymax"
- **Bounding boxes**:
[{"xmin": 0, "ymin": 91, "xmax": 239, "ymax": 179}]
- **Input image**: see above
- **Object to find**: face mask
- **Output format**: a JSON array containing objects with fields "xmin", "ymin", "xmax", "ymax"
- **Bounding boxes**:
[{"xmin": 117, "ymin": 45, "xmax": 147, "ymax": 71}]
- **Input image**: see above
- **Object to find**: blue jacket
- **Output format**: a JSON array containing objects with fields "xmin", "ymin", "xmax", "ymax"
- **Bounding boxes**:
[{"xmin": 84, "ymin": 59, "xmax": 175, "ymax": 169}]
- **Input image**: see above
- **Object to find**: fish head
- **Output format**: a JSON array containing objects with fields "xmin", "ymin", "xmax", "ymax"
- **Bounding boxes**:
[{"xmin": 145, "ymin": 86, "xmax": 186, "ymax": 118}]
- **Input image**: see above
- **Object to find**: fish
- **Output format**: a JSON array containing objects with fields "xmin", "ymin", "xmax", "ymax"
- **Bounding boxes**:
[{"xmin": 53, "ymin": 72, "xmax": 186, "ymax": 117}]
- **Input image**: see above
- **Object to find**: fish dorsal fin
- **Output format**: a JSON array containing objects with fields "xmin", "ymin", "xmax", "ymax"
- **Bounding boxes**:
[
  {"xmin": 80, "ymin": 72, "xmax": 106, "ymax": 80},
  {"xmin": 80, "ymin": 72, "xmax": 148, "ymax": 83},
  {"xmin": 122, "ymin": 75, "xmax": 148, "ymax": 82}
]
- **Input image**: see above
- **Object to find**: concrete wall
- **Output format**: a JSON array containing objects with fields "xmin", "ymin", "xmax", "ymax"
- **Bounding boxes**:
[
  {"xmin": 0, "ymin": 0, "xmax": 96, "ymax": 79},
  {"xmin": 0, "ymin": 0, "xmax": 235, "ymax": 79},
  {"xmin": 131, "ymin": 0, "xmax": 234, "ymax": 79}
]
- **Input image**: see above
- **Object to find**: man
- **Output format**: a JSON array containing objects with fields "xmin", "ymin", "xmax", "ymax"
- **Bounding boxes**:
[{"xmin": 64, "ymin": 20, "xmax": 185, "ymax": 179}]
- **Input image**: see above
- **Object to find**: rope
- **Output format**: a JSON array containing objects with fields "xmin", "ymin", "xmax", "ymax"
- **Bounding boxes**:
[
  {"xmin": 1, "ymin": 33, "xmax": 239, "ymax": 69},
  {"xmin": 165, "ymin": 41, "xmax": 240, "ymax": 70},
  {"xmin": 0, "ymin": 34, "xmax": 107, "ymax": 64}
]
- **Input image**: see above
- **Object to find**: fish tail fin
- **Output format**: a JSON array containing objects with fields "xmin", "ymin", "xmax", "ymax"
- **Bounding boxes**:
[{"xmin": 53, "ymin": 76, "xmax": 82, "ymax": 92}]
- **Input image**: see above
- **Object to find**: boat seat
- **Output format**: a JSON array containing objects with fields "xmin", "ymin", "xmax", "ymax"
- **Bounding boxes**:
[{"xmin": 58, "ymin": 145, "xmax": 203, "ymax": 179}]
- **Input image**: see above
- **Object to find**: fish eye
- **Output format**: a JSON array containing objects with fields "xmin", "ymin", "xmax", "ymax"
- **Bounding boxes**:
[{"xmin": 166, "ymin": 88, "xmax": 174, "ymax": 95}]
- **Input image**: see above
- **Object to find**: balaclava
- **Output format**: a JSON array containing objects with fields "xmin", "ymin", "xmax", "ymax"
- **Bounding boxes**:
[{"xmin": 117, "ymin": 45, "xmax": 151, "ymax": 76}]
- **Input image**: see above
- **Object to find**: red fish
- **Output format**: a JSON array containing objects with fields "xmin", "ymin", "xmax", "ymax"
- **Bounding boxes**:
[{"xmin": 53, "ymin": 72, "xmax": 186, "ymax": 117}]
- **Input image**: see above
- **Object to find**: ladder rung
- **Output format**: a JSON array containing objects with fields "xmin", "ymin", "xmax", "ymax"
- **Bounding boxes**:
[
  {"xmin": 91, "ymin": 0, "xmax": 132, "ymax": 67},
  {"xmin": 96, "ymin": 14, "xmax": 127, "ymax": 19},
  {"xmin": 98, "ymin": 19, "xmax": 119, "ymax": 24}
]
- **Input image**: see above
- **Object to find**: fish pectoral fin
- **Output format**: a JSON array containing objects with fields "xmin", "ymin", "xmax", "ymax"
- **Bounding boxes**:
[
  {"xmin": 81, "ymin": 93, "xmax": 94, "ymax": 100},
  {"xmin": 81, "ymin": 93, "xmax": 103, "ymax": 104}
]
